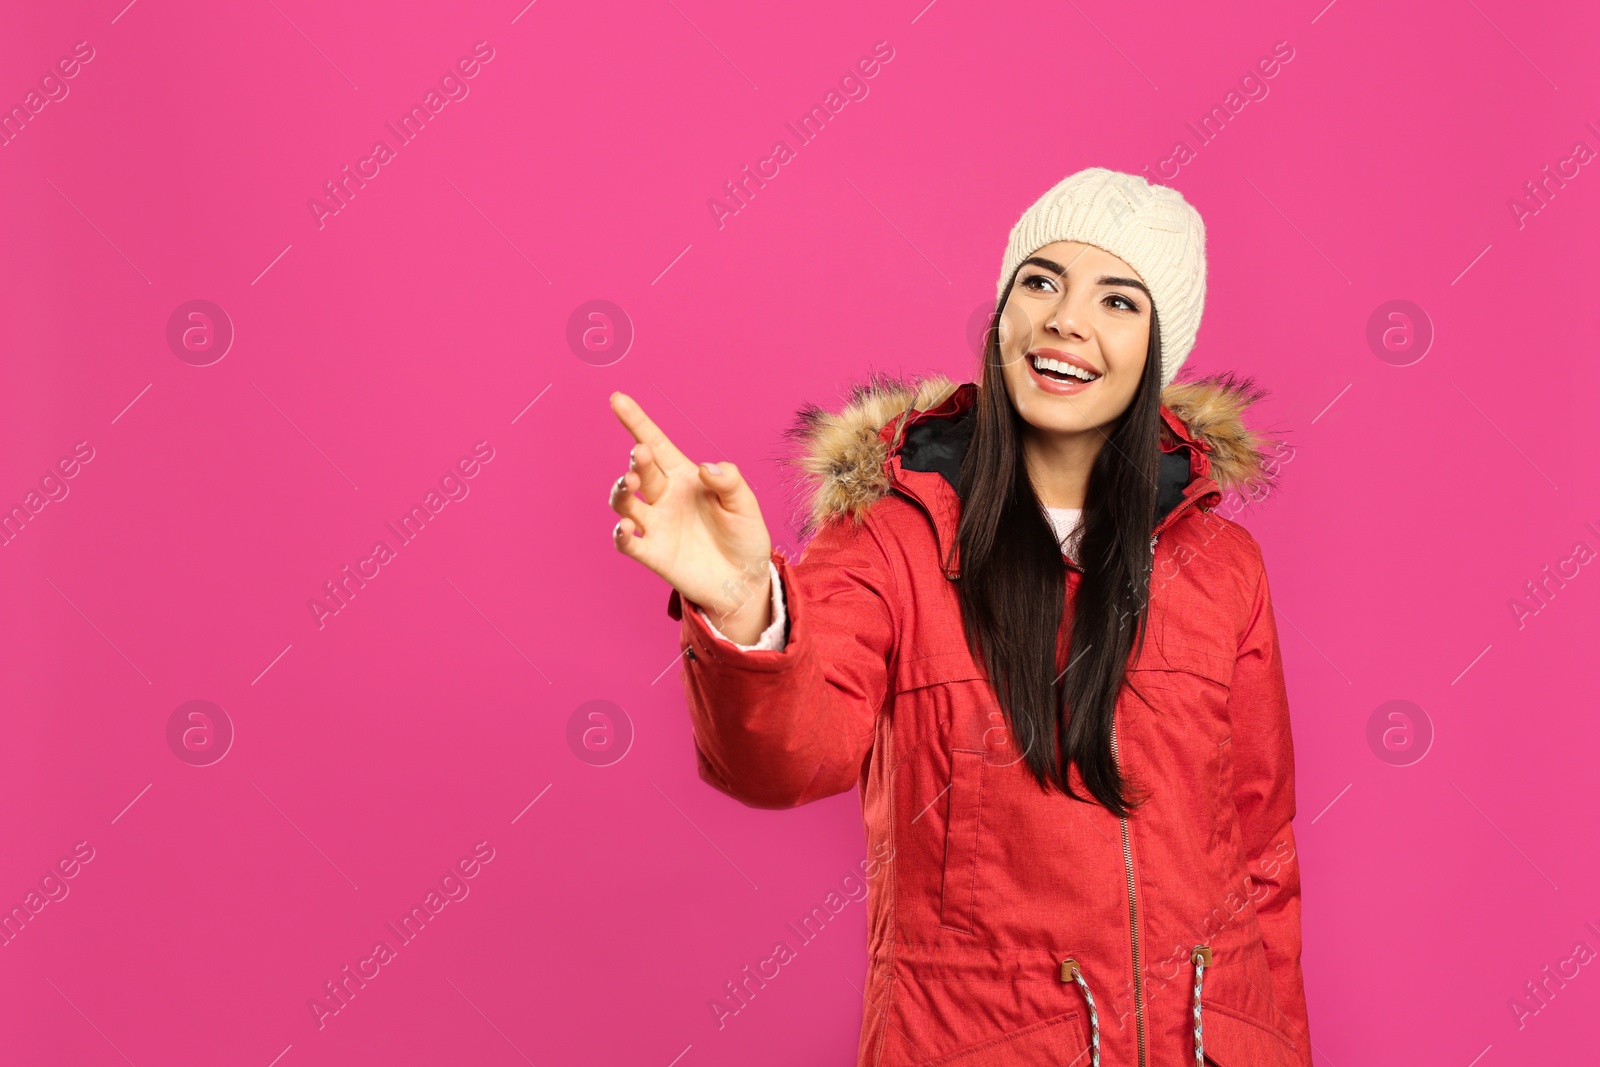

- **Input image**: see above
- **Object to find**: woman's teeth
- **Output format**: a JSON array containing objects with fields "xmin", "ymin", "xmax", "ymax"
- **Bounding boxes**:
[{"xmin": 1031, "ymin": 354, "xmax": 1100, "ymax": 382}]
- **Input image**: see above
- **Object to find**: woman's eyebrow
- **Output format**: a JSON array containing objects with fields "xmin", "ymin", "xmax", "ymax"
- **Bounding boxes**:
[{"xmin": 1019, "ymin": 257, "xmax": 1151, "ymax": 297}]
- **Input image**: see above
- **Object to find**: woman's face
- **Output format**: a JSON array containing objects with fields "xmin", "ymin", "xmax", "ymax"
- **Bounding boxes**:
[{"xmin": 996, "ymin": 241, "xmax": 1153, "ymax": 437}]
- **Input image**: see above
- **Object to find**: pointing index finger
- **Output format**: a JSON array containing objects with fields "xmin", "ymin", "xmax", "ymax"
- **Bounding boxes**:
[{"xmin": 609, "ymin": 392, "xmax": 690, "ymax": 469}]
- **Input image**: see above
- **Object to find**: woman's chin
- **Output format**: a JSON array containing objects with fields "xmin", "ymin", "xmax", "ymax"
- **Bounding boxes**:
[{"xmin": 1021, "ymin": 411, "xmax": 1107, "ymax": 438}]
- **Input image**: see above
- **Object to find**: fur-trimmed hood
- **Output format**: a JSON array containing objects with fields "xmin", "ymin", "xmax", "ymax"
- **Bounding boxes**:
[{"xmin": 778, "ymin": 371, "xmax": 1287, "ymax": 543}]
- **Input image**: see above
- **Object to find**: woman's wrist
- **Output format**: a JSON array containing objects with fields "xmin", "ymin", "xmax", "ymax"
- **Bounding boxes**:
[{"xmin": 704, "ymin": 571, "xmax": 775, "ymax": 645}]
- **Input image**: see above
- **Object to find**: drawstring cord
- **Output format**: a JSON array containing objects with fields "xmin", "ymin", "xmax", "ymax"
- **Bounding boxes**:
[
  {"xmin": 1191, "ymin": 945, "xmax": 1212, "ymax": 1066},
  {"xmin": 1059, "ymin": 958, "xmax": 1100, "ymax": 1067},
  {"xmin": 1061, "ymin": 947, "xmax": 1210, "ymax": 1067}
]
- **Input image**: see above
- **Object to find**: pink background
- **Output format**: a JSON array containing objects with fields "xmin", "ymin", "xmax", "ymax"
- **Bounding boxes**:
[{"xmin": 3, "ymin": 0, "xmax": 1597, "ymax": 1064}]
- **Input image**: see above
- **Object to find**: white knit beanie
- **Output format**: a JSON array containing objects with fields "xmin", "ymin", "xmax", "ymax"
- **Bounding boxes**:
[{"xmin": 997, "ymin": 167, "xmax": 1207, "ymax": 389}]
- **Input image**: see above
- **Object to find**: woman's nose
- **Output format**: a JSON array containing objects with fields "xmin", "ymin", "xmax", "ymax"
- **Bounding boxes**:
[
  {"xmin": 1048, "ymin": 309, "xmax": 1080, "ymax": 337},
  {"xmin": 1047, "ymin": 293, "xmax": 1093, "ymax": 338}
]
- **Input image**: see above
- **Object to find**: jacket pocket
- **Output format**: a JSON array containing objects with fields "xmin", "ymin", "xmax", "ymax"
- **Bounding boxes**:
[
  {"xmin": 1198, "ymin": 1001, "xmax": 1302, "ymax": 1067},
  {"xmin": 917, "ymin": 1008, "xmax": 1087, "ymax": 1067},
  {"xmin": 938, "ymin": 748, "xmax": 985, "ymax": 933}
]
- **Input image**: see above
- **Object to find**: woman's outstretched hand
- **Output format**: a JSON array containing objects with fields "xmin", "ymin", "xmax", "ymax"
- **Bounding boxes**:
[{"xmin": 608, "ymin": 391, "xmax": 775, "ymax": 645}]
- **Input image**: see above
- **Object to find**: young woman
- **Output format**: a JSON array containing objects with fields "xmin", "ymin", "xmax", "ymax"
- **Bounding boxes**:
[{"xmin": 608, "ymin": 168, "xmax": 1310, "ymax": 1067}]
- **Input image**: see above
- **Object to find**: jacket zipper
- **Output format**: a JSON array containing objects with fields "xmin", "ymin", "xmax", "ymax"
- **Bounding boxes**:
[
  {"xmin": 1110, "ymin": 520, "xmax": 1194, "ymax": 1067},
  {"xmin": 1111, "ymin": 530, "xmax": 1170, "ymax": 1066},
  {"xmin": 1108, "ymin": 718, "xmax": 1146, "ymax": 1067}
]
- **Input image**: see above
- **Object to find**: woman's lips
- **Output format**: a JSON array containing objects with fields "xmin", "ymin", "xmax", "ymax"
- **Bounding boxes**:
[{"xmin": 1025, "ymin": 355, "xmax": 1099, "ymax": 396}]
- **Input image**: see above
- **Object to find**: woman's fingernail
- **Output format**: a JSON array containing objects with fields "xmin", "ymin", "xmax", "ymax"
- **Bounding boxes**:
[{"xmin": 704, "ymin": 462, "xmax": 722, "ymax": 475}]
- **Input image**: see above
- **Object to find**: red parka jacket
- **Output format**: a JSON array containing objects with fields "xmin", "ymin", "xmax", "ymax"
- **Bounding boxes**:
[{"xmin": 667, "ymin": 373, "xmax": 1310, "ymax": 1067}]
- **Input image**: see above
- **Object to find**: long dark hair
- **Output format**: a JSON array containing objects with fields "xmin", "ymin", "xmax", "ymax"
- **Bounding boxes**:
[{"xmin": 953, "ymin": 273, "xmax": 1165, "ymax": 817}]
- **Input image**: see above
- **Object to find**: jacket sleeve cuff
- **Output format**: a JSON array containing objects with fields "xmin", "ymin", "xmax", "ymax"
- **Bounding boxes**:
[
  {"xmin": 694, "ymin": 561, "xmax": 787, "ymax": 651},
  {"xmin": 669, "ymin": 548, "xmax": 808, "ymax": 676}
]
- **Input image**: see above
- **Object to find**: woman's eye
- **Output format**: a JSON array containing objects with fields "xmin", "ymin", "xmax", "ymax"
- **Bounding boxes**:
[{"xmin": 1021, "ymin": 275, "xmax": 1138, "ymax": 312}]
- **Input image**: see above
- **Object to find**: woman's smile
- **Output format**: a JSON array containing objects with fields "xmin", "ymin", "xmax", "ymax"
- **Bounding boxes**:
[{"xmin": 1025, "ymin": 347, "xmax": 1103, "ymax": 395}]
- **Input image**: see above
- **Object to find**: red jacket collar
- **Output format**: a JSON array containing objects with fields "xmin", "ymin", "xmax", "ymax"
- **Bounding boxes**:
[{"xmin": 879, "ymin": 382, "xmax": 1222, "ymax": 579}]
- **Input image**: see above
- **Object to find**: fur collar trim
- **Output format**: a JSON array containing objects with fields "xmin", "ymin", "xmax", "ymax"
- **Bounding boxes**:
[{"xmin": 778, "ymin": 371, "xmax": 1286, "ymax": 540}]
